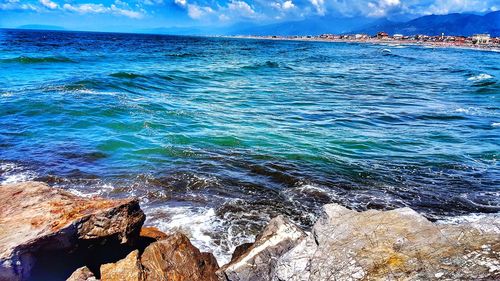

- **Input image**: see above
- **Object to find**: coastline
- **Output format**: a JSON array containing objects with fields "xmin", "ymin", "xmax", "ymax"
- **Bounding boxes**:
[
  {"xmin": 223, "ymin": 35, "xmax": 500, "ymax": 53},
  {"xmin": 1, "ymin": 181, "xmax": 499, "ymax": 281}
]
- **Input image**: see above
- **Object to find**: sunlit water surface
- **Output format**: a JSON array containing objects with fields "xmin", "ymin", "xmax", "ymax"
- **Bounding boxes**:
[{"xmin": 0, "ymin": 29, "xmax": 499, "ymax": 263}]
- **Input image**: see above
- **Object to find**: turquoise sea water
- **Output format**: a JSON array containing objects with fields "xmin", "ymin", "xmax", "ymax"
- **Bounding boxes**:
[{"xmin": 0, "ymin": 29, "xmax": 499, "ymax": 262}]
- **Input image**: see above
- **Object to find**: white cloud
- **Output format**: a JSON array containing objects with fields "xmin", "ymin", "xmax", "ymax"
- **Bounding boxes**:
[
  {"xmin": 272, "ymin": 0, "xmax": 295, "ymax": 11},
  {"xmin": 282, "ymin": 1, "xmax": 295, "ymax": 10},
  {"xmin": 228, "ymin": 0, "xmax": 256, "ymax": 17},
  {"xmin": 187, "ymin": 4, "xmax": 214, "ymax": 19},
  {"xmin": 309, "ymin": 0, "xmax": 325, "ymax": 15},
  {"xmin": 39, "ymin": 0, "xmax": 57, "ymax": 9},
  {"xmin": 425, "ymin": 0, "xmax": 496, "ymax": 15},
  {"xmin": 63, "ymin": 3, "xmax": 107, "ymax": 13},
  {"xmin": 174, "ymin": 0, "xmax": 187, "ymax": 7},
  {"xmin": 142, "ymin": 0, "xmax": 164, "ymax": 4},
  {"xmin": 111, "ymin": 4, "xmax": 143, "ymax": 18},
  {"xmin": 63, "ymin": 3, "xmax": 143, "ymax": 18},
  {"xmin": 0, "ymin": 0, "xmax": 39, "ymax": 11}
]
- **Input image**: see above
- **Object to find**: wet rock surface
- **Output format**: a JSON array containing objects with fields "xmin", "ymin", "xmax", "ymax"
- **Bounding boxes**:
[{"xmin": 216, "ymin": 215, "xmax": 307, "ymax": 281}]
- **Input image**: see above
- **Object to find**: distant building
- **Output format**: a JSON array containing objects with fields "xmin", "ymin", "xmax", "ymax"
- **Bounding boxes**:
[
  {"xmin": 377, "ymin": 32, "xmax": 389, "ymax": 40},
  {"xmin": 471, "ymin": 34, "xmax": 490, "ymax": 44},
  {"xmin": 393, "ymin": 34, "xmax": 403, "ymax": 40},
  {"xmin": 355, "ymin": 34, "xmax": 369, "ymax": 40}
]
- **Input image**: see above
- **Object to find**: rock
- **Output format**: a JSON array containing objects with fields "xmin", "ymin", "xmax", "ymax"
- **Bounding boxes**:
[
  {"xmin": 139, "ymin": 227, "xmax": 169, "ymax": 241},
  {"xmin": 0, "ymin": 181, "xmax": 146, "ymax": 281},
  {"xmin": 100, "ymin": 250, "xmax": 143, "ymax": 281},
  {"xmin": 141, "ymin": 232, "xmax": 219, "ymax": 281},
  {"xmin": 217, "ymin": 215, "xmax": 306, "ymax": 281},
  {"xmin": 66, "ymin": 267, "xmax": 97, "ymax": 281},
  {"xmin": 273, "ymin": 204, "xmax": 500, "ymax": 281},
  {"xmin": 229, "ymin": 243, "xmax": 253, "ymax": 263}
]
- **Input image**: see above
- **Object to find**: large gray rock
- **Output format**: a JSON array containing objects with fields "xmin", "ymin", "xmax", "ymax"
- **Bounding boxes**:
[
  {"xmin": 0, "ymin": 181, "xmax": 145, "ymax": 281},
  {"xmin": 273, "ymin": 204, "xmax": 500, "ymax": 281},
  {"xmin": 217, "ymin": 215, "xmax": 306, "ymax": 281}
]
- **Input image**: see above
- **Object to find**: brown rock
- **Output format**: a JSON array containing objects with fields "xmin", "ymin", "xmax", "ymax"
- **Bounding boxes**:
[
  {"xmin": 141, "ymin": 232, "xmax": 219, "ymax": 281},
  {"xmin": 0, "ymin": 181, "xmax": 146, "ymax": 281},
  {"xmin": 140, "ymin": 227, "xmax": 169, "ymax": 241},
  {"xmin": 66, "ymin": 266, "xmax": 97, "ymax": 281},
  {"xmin": 101, "ymin": 250, "xmax": 144, "ymax": 281}
]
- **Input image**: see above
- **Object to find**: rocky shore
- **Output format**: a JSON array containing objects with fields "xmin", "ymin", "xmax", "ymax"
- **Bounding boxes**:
[{"xmin": 1, "ymin": 182, "xmax": 499, "ymax": 281}]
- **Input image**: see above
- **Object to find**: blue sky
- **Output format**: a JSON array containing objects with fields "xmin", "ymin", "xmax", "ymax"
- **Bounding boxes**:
[{"xmin": 0, "ymin": 0, "xmax": 499, "ymax": 31}]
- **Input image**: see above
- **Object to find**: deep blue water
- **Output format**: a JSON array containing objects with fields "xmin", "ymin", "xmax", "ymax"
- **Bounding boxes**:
[{"xmin": 0, "ymin": 29, "xmax": 499, "ymax": 262}]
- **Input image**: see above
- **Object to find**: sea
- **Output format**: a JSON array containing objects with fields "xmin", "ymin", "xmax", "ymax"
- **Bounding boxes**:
[{"xmin": 0, "ymin": 29, "xmax": 499, "ymax": 263}]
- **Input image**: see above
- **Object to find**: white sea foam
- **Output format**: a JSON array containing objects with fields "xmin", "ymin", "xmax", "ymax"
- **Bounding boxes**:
[
  {"xmin": 438, "ymin": 213, "xmax": 500, "ymax": 234},
  {"xmin": 454, "ymin": 107, "xmax": 481, "ymax": 115},
  {"xmin": 145, "ymin": 205, "xmax": 255, "ymax": 265},
  {"xmin": 492, "ymin": 122, "xmax": 500, "ymax": 127},
  {"xmin": 0, "ymin": 163, "xmax": 37, "ymax": 184},
  {"xmin": 65, "ymin": 183, "xmax": 116, "ymax": 198},
  {"xmin": 468, "ymin": 73, "xmax": 493, "ymax": 81},
  {"xmin": 281, "ymin": 184, "xmax": 334, "ymax": 201}
]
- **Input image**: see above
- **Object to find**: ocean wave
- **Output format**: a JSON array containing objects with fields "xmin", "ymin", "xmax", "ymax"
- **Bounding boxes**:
[
  {"xmin": 0, "ymin": 56, "xmax": 75, "ymax": 64},
  {"xmin": 146, "ymin": 206, "xmax": 240, "ymax": 264},
  {"xmin": 0, "ymin": 162, "xmax": 37, "ymax": 184},
  {"xmin": 455, "ymin": 192, "xmax": 500, "ymax": 213},
  {"xmin": 242, "ymin": 60, "xmax": 292, "ymax": 70},
  {"xmin": 468, "ymin": 73, "xmax": 493, "ymax": 81},
  {"xmin": 166, "ymin": 53, "xmax": 199, "ymax": 58},
  {"xmin": 438, "ymin": 212, "xmax": 500, "ymax": 233},
  {"xmin": 492, "ymin": 122, "xmax": 500, "ymax": 127},
  {"xmin": 282, "ymin": 184, "xmax": 336, "ymax": 202},
  {"xmin": 109, "ymin": 72, "xmax": 144, "ymax": 79},
  {"xmin": 454, "ymin": 107, "xmax": 481, "ymax": 115}
]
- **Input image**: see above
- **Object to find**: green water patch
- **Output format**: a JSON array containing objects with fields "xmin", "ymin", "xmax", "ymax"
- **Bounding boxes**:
[
  {"xmin": 207, "ymin": 136, "xmax": 244, "ymax": 147},
  {"xmin": 133, "ymin": 146, "xmax": 198, "ymax": 158},
  {"xmin": 97, "ymin": 139, "xmax": 136, "ymax": 151}
]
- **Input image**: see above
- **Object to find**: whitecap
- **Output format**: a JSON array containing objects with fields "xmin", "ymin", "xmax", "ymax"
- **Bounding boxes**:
[
  {"xmin": 492, "ymin": 122, "xmax": 500, "ymax": 127},
  {"xmin": 0, "ymin": 163, "xmax": 37, "ymax": 184},
  {"xmin": 64, "ymin": 183, "xmax": 116, "ymax": 198},
  {"xmin": 467, "ymin": 73, "xmax": 493, "ymax": 81},
  {"xmin": 146, "ymin": 205, "xmax": 244, "ymax": 265},
  {"xmin": 438, "ymin": 213, "xmax": 500, "ymax": 234},
  {"xmin": 454, "ymin": 107, "xmax": 480, "ymax": 115}
]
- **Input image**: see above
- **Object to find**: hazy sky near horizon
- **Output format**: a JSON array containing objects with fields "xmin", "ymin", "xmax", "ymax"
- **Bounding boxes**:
[{"xmin": 0, "ymin": 0, "xmax": 499, "ymax": 31}]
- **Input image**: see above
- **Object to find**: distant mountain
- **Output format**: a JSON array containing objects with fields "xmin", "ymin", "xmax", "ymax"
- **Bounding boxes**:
[
  {"xmin": 17, "ymin": 25, "xmax": 65, "ymax": 31},
  {"xmin": 227, "ymin": 17, "xmax": 376, "ymax": 36},
  {"xmin": 222, "ymin": 11, "xmax": 500, "ymax": 37},
  {"xmin": 354, "ymin": 11, "xmax": 500, "ymax": 36},
  {"xmin": 140, "ymin": 18, "xmax": 375, "ymax": 37}
]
